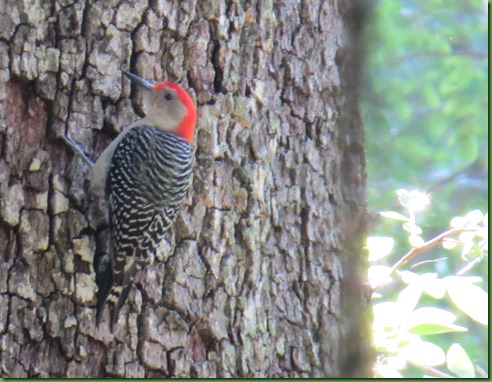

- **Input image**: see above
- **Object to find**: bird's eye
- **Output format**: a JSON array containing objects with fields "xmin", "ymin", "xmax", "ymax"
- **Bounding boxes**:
[{"xmin": 164, "ymin": 92, "xmax": 172, "ymax": 101}]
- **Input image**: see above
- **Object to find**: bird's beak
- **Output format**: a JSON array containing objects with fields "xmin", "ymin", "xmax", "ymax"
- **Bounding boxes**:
[{"xmin": 122, "ymin": 71, "xmax": 154, "ymax": 92}]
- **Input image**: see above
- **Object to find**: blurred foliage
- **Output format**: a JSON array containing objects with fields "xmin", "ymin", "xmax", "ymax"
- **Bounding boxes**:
[
  {"xmin": 363, "ymin": 0, "xmax": 487, "ymax": 215},
  {"xmin": 369, "ymin": 197, "xmax": 487, "ymax": 378},
  {"xmin": 362, "ymin": 0, "xmax": 488, "ymax": 378}
]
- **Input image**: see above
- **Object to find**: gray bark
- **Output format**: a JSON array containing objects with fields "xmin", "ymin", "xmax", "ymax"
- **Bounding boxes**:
[{"xmin": 0, "ymin": 0, "xmax": 372, "ymax": 377}]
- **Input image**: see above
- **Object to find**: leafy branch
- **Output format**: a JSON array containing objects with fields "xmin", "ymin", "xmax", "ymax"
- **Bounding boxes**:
[
  {"xmin": 369, "ymin": 189, "xmax": 488, "ymax": 378},
  {"xmin": 378, "ymin": 227, "xmax": 465, "ymax": 288}
]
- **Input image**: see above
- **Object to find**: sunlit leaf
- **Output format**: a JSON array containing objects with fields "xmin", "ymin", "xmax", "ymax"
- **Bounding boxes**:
[
  {"xmin": 375, "ymin": 364, "xmax": 403, "ymax": 378},
  {"xmin": 419, "ymin": 273, "xmax": 446, "ymax": 299},
  {"xmin": 410, "ymin": 307, "xmax": 456, "ymax": 322},
  {"xmin": 396, "ymin": 189, "xmax": 410, "ymax": 208},
  {"xmin": 401, "ymin": 341, "xmax": 445, "ymax": 366},
  {"xmin": 465, "ymin": 209, "xmax": 484, "ymax": 224},
  {"xmin": 380, "ymin": 210, "xmax": 409, "ymax": 221},
  {"xmin": 442, "ymin": 239, "xmax": 458, "ymax": 250},
  {"xmin": 396, "ymin": 188, "xmax": 409, "ymax": 208},
  {"xmin": 450, "ymin": 216, "xmax": 467, "ymax": 228},
  {"xmin": 400, "ymin": 270, "xmax": 419, "ymax": 284},
  {"xmin": 445, "ymin": 277, "xmax": 488, "ymax": 325},
  {"xmin": 397, "ymin": 284, "xmax": 422, "ymax": 315},
  {"xmin": 367, "ymin": 236, "xmax": 395, "ymax": 261},
  {"xmin": 478, "ymin": 226, "xmax": 488, "ymax": 240},
  {"xmin": 397, "ymin": 332, "xmax": 421, "ymax": 350},
  {"xmin": 459, "ymin": 231, "xmax": 476, "ymax": 244},
  {"xmin": 447, "ymin": 343, "xmax": 475, "ymax": 378},
  {"xmin": 386, "ymin": 355, "xmax": 407, "ymax": 370},
  {"xmin": 446, "ymin": 275, "xmax": 482, "ymax": 284},
  {"xmin": 373, "ymin": 302, "xmax": 403, "ymax": 330},
  {"xmin": 409, "ymin": 234, "xmax": 425, "ymax": 248},
  {"xmin": 368, "ymin": 265, "xmax": 393, "ymax": 289},
  {"xmin": 403, "ymin": 222, "xmax": 423, "ymax": 235},
  {"xmin": 404, "ymin": 307, "xmax": 465, "ymax": 335},
  {"xmin": 412, "ymin": 191, "xmax": 432, "ymax": 213},
  {"xmin": 460, "ymin": 241, "xmax": 474, "ymax": 258},
  {"xmin": 396, "ymin": 189, "xmax": 431, "ymax": 213}
]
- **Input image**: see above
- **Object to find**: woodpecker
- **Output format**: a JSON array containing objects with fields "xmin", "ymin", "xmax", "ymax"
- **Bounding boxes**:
[{"xmin": 63, "ymin": 71, "xmax": 196, "ymax": 331}]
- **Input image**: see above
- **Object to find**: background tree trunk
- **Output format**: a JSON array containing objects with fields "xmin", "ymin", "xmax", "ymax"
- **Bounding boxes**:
[{"xmin": 0, "ymin": 0, "xmax": 372, "ymax": 377}]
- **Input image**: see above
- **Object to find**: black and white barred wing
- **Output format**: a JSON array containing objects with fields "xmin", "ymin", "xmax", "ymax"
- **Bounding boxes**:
[{"xmin": 101, "ymin": 126, "xmax": 192, "ymax": 328}]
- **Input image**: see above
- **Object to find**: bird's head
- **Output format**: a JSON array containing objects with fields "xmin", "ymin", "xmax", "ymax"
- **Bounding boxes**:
[{"xmin": 123, "ymin": 71, "xmax": 196, "ymax": 144}]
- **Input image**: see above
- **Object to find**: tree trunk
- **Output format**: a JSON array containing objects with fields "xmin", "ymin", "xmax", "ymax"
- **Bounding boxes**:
[{"xmin": 0, "ymin": 0, "xmax": 371, "ymax": 377}]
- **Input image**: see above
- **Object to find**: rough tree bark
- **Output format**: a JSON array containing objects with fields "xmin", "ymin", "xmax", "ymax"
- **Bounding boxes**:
[{"xmin": 0, "ymin": 0, "xmax": 372, "ymax": 377}]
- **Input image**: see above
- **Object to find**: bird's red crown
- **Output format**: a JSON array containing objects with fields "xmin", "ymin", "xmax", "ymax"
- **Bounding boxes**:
[{"xmin": 152, "ymin": 82, "xmax": 197, "ymax": 144}]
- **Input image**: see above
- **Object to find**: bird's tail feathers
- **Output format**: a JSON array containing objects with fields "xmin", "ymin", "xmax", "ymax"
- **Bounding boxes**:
[
  {"xmin": 94, "ymin": 251, "xmax": 113, "ymax": 326},
  {"xmin": 94, "ymin": 226, "xmax": 114, "ymax": 326},
  {"xmin": 108, "ymin": 283, "xmax": 132, "ymax": 332}
]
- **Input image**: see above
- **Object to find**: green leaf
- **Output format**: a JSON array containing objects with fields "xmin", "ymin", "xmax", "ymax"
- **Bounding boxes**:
[
  {"xmin": 396, "ymin": 100, "xmax": 412, "ymax": 120},
  {"xmin": 447, "ymin": 343, "xmax": 475, "ymax": 378},
  {"xmin": 401, "ymin": 340, "xmax": 445, "ymax": 367},
  {"xmin": 445, "ymin": 277, "xmax": 488, "ymax": 325},
  {"xmin": 405, "ymin": 307, "xmax": 467, "ymax": 334},
  {"xmin": 423, "ymin": 85, "xmax": 441, "ymax": 108},
  {"xmin": 408, "ymin": 322, "xmax": 467, "ymax": 335}
]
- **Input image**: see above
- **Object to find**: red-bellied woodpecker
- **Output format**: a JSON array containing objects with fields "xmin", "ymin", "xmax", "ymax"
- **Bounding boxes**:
[{"xmin": 62, "ymin": 71, "xmax": 196, "ymax": 331}]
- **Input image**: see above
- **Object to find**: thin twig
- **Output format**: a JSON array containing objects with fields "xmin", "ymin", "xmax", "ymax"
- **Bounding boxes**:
[
  {"xmin": 372, "ymin": 228, "xmax": 464, "ymax": 291},
  {"xmin": 410, "ymin": 362, "xmax": 455, "ymax": 378},
  {"xmin": 410, "ymin": 257, "xmax": 447, "ymax": 269},
  {"xmin": 388, "ymin": 228, "xmax": 464, "ymax": 275},
  {"xmin": 457, "ymin": 255, "xmax": 484, "ymax": 276}
]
